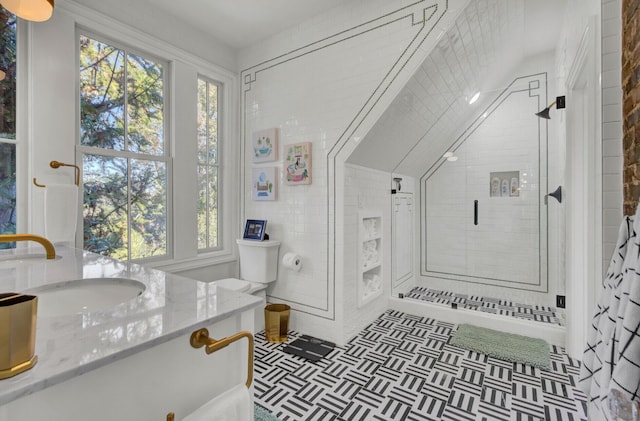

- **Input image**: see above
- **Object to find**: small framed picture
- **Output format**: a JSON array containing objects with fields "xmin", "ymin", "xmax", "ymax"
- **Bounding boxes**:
[
  {"xmin": 285, "ymin": 142, "xmax": 312, "ymax": 185},
  {"xmin": 252, "ymin": 128, "xmax": 278, "ymax": 163},
  {"xmin": 252, "ymin": 167, "xmax": 277, "ymax": 201},
  {"xmin": 243, "ymin": 219, "xmax": 267, "ymax": 240}
]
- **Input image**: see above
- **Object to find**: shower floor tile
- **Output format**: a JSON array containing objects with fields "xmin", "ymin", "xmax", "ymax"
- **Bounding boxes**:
[
  {"xmin": 254, "ymin": 310, "xmax": 586, "ymax": 421},
  {"xmin": 405, "ymin": 286, "xmax": 565, "ymax": 326}
]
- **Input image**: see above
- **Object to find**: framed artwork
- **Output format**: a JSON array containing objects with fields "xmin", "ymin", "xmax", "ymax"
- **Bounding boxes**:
[
  {"xmin": 252, "ymin": 128, "xmax": 278, "ymax": 162},
  {"xmin": 243, "ymin": 219, "xmax": 267, "ymax": 240},
  {"xmin": 284, "ymin": 142, "xmax": 312, "ymax": 185},
  {"xmin": 252, "ymin": 167, "xmax": 277, "ymax": 201}
]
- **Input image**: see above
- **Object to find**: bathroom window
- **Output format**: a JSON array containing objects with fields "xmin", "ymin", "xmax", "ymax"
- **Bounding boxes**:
[
  {"xmin": 78, "ymin": 33, "xmax": 169, "ymax": 261},
  {"xmin": 0, "ymin": 9, "xmax": 17, "ymax": 247},
  {"xmin": 197, "ymin": 77, "xmax": 220, "ymax": 251}
]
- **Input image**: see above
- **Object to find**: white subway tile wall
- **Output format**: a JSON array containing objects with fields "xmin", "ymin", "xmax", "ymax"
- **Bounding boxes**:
[
  {"xmin": 343, "ymin": 164, "xmax": 392, "ymax": 341},
  {"xmin": 424, "ymin": 79, "xmax": 548, "ymax": 291},
  {"xmin": 238, "ymin": 0, "xmax": 622, "ymax": 341},
  {"xmin": 239, "ymin": 0, "xmax": 460, "ymax": 343},
  {"xmin": 601, "ymin": 0, "xmax": 623, "ymax": 275}
]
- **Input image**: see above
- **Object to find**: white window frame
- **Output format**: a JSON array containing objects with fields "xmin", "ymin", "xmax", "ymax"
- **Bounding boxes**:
[
  {"xmin": 1, "ymin": 18, "xmax": 27, "ymax": 237},
  {"xmin": 33, "ymin": 1, "xmax": 241, "ymax": 271},
  {"xmin": 197, "ymin": 75, "xmax": 223, "ymax": 253},
  {"xmin": 76, "ymin": 29, "xmax": 173, "ymax": 264}
]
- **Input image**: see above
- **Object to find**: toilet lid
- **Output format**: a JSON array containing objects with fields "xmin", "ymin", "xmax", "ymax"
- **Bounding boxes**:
[{"xmin": 214, "ymin": 278, "xmax": 251, "ymax": 293}]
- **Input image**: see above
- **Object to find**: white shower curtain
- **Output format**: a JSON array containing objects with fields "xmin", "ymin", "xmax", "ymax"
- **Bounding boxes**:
[{"xmin": 580, "ymin": 205, "xmax": 640, "ymax": 420}]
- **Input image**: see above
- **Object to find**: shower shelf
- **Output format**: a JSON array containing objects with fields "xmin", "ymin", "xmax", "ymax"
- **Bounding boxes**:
[{"xmin": 358, "ymin": 212, "xmax": 383, "ymax": 308}]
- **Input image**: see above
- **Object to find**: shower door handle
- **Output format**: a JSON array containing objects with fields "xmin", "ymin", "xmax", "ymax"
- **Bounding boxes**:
[
  {"xmin": 474, "ymin": 200, "xmax": 478, "ymax": 225},
  {"xmin": 545, "ymin": 186, "xmax": 562, "ymax": 203}
]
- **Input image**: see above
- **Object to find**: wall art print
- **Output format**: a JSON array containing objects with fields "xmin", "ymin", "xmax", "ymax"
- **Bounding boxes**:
[
  {"xmin": 284, "ymin": 142, "xmax": 312, "ymax": 185},
  {"xmin": 252, "ymin": 128, "xmax": 278, "ymax": 162},
  {"xmin": 252, "ymin": 167, "xmax": 277, "ymax": 201}
]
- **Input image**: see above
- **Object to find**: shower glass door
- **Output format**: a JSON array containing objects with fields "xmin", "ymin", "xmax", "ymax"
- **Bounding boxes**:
[{"xmin": 422, "ymin": 74, "xmax": 548, "ymax": 292}]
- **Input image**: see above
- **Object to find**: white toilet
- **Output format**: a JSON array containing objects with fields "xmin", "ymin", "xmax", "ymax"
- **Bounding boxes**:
[{"xmin": 213, "ymin": 239, "xmax": 281, "ymax": 331}]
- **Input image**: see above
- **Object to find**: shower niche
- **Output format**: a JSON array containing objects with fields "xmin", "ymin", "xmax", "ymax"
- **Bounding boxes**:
[{"xmin": 358, "ymin": 212, "xmax": 382, "ymax": 308}]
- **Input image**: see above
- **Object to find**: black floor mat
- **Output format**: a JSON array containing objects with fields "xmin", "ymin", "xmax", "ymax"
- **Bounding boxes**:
[{"xmin": 282, "ymin": 335, "xmax": 335, "ymax": 362}]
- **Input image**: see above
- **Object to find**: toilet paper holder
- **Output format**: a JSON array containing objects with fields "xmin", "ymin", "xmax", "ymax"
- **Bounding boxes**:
[{"xmin": 282, "ymin": 252, "xmax": 302, "ymax": 271}]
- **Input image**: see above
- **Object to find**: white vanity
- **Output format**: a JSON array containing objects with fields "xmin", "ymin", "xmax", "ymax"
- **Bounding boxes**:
[{"xmin": 0, "ymin": 246, "xmax": 260, "ymax": 421}]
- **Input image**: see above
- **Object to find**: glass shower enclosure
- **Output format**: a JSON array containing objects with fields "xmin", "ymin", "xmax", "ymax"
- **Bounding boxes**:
[{"xmin": 420, "ymin": 73, "xmax": 551, "ymax": 294}]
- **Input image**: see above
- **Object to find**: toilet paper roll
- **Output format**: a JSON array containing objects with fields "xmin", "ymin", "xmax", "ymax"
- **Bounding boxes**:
[{"xmin": 282, "ymin": 252, "xmax": 303, "ymax": 271}]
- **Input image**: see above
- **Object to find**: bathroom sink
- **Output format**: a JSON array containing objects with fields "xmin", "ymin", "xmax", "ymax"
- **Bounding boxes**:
[{"xmin": 26, "ymin": 278, "xmax": 146, "ymax": 317}]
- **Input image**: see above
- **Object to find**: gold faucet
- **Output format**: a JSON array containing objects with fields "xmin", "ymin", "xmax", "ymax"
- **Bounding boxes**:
[{"xmin": 0, "ymin": 234, "xmax": 56, "ymax": 259}]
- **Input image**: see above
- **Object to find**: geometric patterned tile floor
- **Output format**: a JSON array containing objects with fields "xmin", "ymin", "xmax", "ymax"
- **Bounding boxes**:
[
  {"xmin": 405, "ymin": 287, "xmax": 566, "ymax": 326},
  {"xmin": 254, "ymin": 310, "xmax": 587, "ymax": 421}
]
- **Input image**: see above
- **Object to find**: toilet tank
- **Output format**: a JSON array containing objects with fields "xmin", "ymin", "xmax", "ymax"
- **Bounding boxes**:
[{"xmin": 236, "ymin": 239, "xmax": 281, "ymax": 284}]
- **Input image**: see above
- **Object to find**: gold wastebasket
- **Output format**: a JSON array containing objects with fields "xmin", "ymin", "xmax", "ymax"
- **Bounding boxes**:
[
  {"xmin": 264, "ymin": 304, "xmax": 290, "ymax": 344},
  {"xmin": 0, "ymin": 293, "xmax": 38, "ymax": 380}
]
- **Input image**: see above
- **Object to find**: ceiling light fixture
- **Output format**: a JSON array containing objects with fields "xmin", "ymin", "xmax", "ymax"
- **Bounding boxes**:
[
  {"xmin": 0, "ymin": 0, "xmax": 54, "ymax": 22},
  {"xmin": 468, "ymin": 92, "xmax": 480, "ymax": 105},
  {"xmin": 536, "ymin": 96, "xmax": 566, "ymax": 119}
]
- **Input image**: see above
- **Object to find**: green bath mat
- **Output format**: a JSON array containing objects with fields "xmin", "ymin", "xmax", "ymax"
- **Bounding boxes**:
[
  {"xmin": 450, "ymin": 324, "xmax": 551, "ymax": 370},
  {"xmin": 255, "ymin": 404, "xmax": 281, "ymax": 421}
]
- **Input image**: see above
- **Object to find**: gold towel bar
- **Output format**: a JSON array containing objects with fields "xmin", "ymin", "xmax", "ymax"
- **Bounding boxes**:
[
  {"xmin": 33, "ymin": 160, "xmax": 80, "ymax": 188},
  {"xmin": 190, "ymin": 328, "xmax": 254, "ymax": 388},
  {"xmin": 166, "ymin": 329, "xmax": 254, "ymax": 420}
]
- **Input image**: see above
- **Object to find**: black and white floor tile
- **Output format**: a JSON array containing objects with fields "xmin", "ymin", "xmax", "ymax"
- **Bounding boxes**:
[
  {"xmin": 254, "ymin": 310, "xmax": 586, "ymax": 421},
  {"xmin": 405, "ymin": 287, "xmax": 565, "ymax": 326}
]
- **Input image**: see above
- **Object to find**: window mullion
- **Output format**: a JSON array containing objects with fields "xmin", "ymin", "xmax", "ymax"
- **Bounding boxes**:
[
  {"xmin": 76, "ymin": 145, "xmax": 168, "ymax": 163},
  {"xmin": 123, "ymin": 51, "xmax": 129, "ymax": 153},
  {"xmin": 123, "ymin": 51, "xmax": 130, "ymax": 259},
  {"xmin": 127, "ymin": 157, "xmax": 132, "ymax": 260}
]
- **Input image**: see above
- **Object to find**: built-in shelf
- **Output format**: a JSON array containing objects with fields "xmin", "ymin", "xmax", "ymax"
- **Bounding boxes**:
[{"xmin": 358, "ymin": 212, "xmax": 383, "ymax": 308}]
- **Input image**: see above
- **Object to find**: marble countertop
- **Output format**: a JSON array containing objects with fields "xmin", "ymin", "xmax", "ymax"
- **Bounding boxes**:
[{"xmin": 0, "ymin": 246, "xmax": 260, "ymax": 406}]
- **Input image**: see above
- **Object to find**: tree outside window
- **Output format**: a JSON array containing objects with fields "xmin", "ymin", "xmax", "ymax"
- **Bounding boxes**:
[
  {"xmin": 0, "ymin": 9, "xmax": 16, "ymax": 248},
  {"xmin": 197, "ymin": 77, "xmax": 219, "ymax": 251},
  {"xmin": 79, "ymin": 34, "xmax": 168, "ymax": 260}
]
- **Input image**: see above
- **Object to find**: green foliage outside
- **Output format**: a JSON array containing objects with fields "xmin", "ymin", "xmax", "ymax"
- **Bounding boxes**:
[
  {"xmin": 196, "ymin": 78, "xmax": 219, "ymax": 250},
  {"xmin": 80, "ymin": 35, "xmax": 166, "ymax": 260},
  {"xmin": 0, "ymin": 9, "xmax": 16, "ymax": 248}
]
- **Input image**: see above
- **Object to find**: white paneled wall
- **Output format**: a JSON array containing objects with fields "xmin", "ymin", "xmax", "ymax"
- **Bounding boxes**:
[
  {"xmin": 240, "ymin": 13, "xmax": 415, "ymax": 318},
  {"xmin": 239, "ymin": 0, "xmax": 466, "ymax": 343},
  {"xmin": 238, "ymin": 0, "xmax": 620, "ymax": 344},
  {"xmin": 601, "ymin": 0, "xmax": 623, "ymax": 274},
  {"xmin": 343, "ymin": 164, "xmax": 391, "ymax": 341}
]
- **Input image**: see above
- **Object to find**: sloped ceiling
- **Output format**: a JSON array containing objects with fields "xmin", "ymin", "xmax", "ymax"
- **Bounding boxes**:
[{"xmin": 347, "ymin": 0, "xmax": 566, "ymax": 176}]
